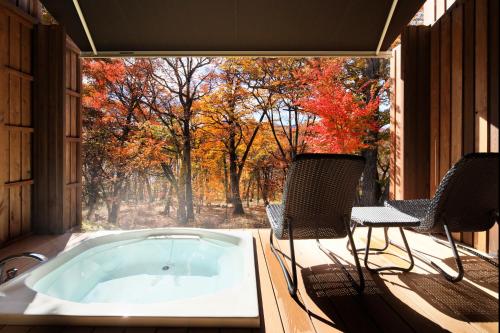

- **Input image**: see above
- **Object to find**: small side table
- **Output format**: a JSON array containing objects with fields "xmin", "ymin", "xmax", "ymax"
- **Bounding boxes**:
[{"xmin": 350, "ymin": 207, "xmax": 421, "ymax": 272}]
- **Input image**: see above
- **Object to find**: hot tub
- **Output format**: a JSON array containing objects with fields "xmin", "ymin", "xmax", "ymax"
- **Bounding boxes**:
[{"xmin": 0, "ymin": 228, "xmax": 259, "ymax": 327}]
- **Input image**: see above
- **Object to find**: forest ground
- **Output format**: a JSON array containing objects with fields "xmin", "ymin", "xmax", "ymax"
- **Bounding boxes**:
[{"xmin": 82, "ymin": 202, "xmax": 269, "ymax": 231}]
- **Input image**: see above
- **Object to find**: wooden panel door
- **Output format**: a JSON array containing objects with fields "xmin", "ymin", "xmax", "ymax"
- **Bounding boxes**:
[{"xmin": 64, "ymin": 38, "xmax": 82, "ymax": 230}]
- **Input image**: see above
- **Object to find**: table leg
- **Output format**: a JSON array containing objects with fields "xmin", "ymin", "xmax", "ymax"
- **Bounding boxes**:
[
  {"xmin": 347, "ymin": 223, "xmax": 389, "ymax": 253},
  {"xmin": 364, "ymin": 227, "xmax": 415, "ymax": 273}
]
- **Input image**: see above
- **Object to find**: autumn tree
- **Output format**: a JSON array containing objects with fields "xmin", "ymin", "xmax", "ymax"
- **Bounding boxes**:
[
  {"xmin": 300, "ymin": 58, "xmax": 389, "ymax": 205},
  {"xmin": 200, "ymin": 59, "xmax": 265, "ymax": 214},
  {"xmin": 83, "ymin": 58, "xmax": 150, "ymax": 224},
  {"xmin": 147, "ymin": 58, "xmax": 215, "ymax": 221},
  {"xmin": 299, "ymin": 59, "xmax": 379, "ymax": 153},
  {"xmin": 142, "ymin": 80, "xmax": 188, "ymax": 222},
  {"xmin": 240, "ymin": 58, "xmax": 316, "ymax": 168},
  {"xmin": 82, "ymin": 105, "xmax": 111, "ymax": 220}
]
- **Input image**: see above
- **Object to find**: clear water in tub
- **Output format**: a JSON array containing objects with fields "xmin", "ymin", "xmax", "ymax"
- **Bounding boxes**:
[{"xmin": 32, "ymin": 236, "xmax": 244, "ymax": 304}]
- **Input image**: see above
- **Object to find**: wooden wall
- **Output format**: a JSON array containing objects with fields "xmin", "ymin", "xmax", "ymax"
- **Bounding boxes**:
[
  {"xmin": 0, "ymin": 2, "xmax": 36, "ymax": 245},
  {"xmin": 389, "ymin": 26, "xmax": 431, "ymax": 200},
  {"xmin": 391, "ymin": 0, "xmax": 499, "ymax": 255},
  {"xmin": 1, "ymin": 0, "xmax": 82, "ymax": 247},
  {"xmin": 429, "ymin": 0, "xmax": 499, "ymax": 254},
  {"xmin": 33, "ymin": 25, "xmax": 82, "ymax": 234}
]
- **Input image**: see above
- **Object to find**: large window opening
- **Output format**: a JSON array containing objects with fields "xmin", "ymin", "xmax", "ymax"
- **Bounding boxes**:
[{"xmin": 81, "ymin": 57, "xmax": 390, "ymax": 230}]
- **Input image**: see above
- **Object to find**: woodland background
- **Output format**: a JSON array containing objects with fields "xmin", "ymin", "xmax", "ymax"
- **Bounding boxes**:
[{"xmin": 81, "ymin": 57, "xmax": 390, "ymax": 230}]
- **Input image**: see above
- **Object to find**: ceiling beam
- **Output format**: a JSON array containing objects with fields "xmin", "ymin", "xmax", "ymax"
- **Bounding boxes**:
[
  {"xmin": 80, "ymin": 50, "xmax": 393, "ymax": 58},
  {"xmin": 72, "ymin": 0, "xmax": 97, "ymax": 55},
  {"xmin": 376, "ymin": 0, "xmax": 399, "ymax": 55}
]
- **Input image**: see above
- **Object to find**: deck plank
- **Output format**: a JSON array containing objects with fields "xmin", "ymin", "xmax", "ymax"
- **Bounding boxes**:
[
  {"xmin": 251, "ymin": 230, "xmax": 285, "ymax": 333},
  {"xmin": 256, "ymin": 230, "xmax": 316, "ymax": 333},
  {"xmin": 259, "ymin": 229, "xmax": 345, "ymax": 333}
]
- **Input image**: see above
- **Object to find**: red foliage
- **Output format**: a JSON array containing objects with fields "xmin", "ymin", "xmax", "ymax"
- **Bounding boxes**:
[{"xmin": 299, "ymin": 59, "xmax": 379, "ymax": 153}]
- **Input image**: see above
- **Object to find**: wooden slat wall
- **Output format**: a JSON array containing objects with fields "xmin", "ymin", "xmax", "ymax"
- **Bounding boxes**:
[
  {"xmin": 389, "ymin": 26, "xmax": 431, "ymax": 201},
  {"xmin": 33, "ymin": 25, "xmax": 82, "ymax": 234},
  {"xmin": 393, "ymin": 0, "xmax": 499, "ymax": 255},
  {"xmin": 0, "ymin": 2, "xmax": 35, "ymax": 246},
  {"xmin": 429, "ymin": 0, "xmax": 498, "ymax": 254}
]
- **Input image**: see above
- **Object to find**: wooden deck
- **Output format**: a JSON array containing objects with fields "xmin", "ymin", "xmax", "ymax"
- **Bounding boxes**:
[{"xmin": 0, "ymin": 228, "xmax": 498, "ymax": 333}]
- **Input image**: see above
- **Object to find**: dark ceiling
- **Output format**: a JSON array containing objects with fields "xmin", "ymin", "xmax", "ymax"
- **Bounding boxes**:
[{"xmin": 40, "ymin": 0, "xmax": 424, "ymax": 56}]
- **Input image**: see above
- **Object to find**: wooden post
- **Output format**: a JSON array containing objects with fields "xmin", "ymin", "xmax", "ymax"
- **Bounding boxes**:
[
  {"xmin": 390, "ymin": 26, "xmax": 431, "ymax": 200},
  {"xmin": 33, "ymin": 24, "xmax": 82, "ymax": 234}
]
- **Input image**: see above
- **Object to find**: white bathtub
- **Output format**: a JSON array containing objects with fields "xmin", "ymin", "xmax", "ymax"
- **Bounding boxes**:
[{"xmin": 0, "ymin": 228, "xmax": 259, "ymax": 327}]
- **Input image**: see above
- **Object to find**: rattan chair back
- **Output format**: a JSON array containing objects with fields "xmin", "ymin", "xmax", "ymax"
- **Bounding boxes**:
[
  {"xmin": 280, "ymin": 154, "xmax": 365, "ymax": 239},
  {"xmin": 425, "ymin": 153, "xmax": 499, "ymax": 233}
]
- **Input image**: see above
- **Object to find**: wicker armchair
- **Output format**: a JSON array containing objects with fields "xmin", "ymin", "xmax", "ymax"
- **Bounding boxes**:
[
  {"xmin": 386, "ymin": 152, "xmax": 499, "ymax": 282},
  {"xmin": 266, "ymin": 154, "xmax": 366, "ymax": 296}
]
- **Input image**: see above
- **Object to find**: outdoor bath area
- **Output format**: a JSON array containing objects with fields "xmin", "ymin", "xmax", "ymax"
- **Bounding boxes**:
[{"xmin": 0, "ymin": 0, "xmax": 499, "ymax": 331}]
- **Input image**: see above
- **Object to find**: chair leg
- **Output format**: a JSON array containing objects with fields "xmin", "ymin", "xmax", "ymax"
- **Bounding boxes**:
[
  {"xmin": 318, "ymin": 223, "xmax": 365, "ymax": 293},
  {"xmin": 364, "ymin": 227, "xmax": 415, "ymax": 272},
  {"xmin": 430, "ymin": 234, "xmax": 498, "ymax": 268},
  {"xmin": 347, "ymin": 224, "xmax": 389, "ymax": 253},
  {"xmin": 270, "ymin": 223, "xmax": 298, "ymax": 297},
  {"xmin": 428, "ymin": 224, "xmax": 464, "ymax": 282},
  {"xmin": 390, "ymin": 224, "xmax": 464, "ymax": 282}
]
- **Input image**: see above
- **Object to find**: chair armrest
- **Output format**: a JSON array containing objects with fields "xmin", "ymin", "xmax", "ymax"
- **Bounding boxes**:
[{"xmin": 384, "ymin": 199, "xmax": 431, "ymax": 220}]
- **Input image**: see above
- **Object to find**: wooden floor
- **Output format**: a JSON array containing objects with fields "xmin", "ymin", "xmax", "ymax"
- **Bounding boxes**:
[{"xmin": 0, "ymin": 228, "xmax": 498, "ymax": 333}]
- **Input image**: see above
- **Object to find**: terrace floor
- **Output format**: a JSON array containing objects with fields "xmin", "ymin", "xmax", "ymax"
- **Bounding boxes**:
[{"xmin": 0, "ymin": 228, "xmax": 498, "ymax": 333}]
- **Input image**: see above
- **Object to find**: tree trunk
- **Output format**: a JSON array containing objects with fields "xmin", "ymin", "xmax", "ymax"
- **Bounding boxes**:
[
  {"xmin": 359, "ymin": 148, "xmax": 381, "ymax": 206},
  {"xmin": 222, "ymin": 155, "xmax": 230, "ymax": 203},
  {"xmin": 182, "ymin": 118, "xmax": 195, "ymax": 220},
  {"xmin": 144, "ymin": 174, "xmax": 154, "ymax": 203},
  {"xmin": 85, "ymin": 181, "xmax": 99, "ymax": 221},
  {"xmin": 256, "ymin": 172, "xmax": 260, "ymax": 204},
  {"xmin": 228, "ymin": 123, "xmax": 244, "ymax": 215},
  {"xmin": 107, "ymin": 176, "xmax": 125, "ymax": 224},
  {"xmin": 163, "ymin": 184, "xmax": 172, "ymax": 216},
  {"xmin": 357, "ymin": 59, "xmax": 385, "ymax": 206},
  {"xmin": 133, "ymin": 176, "xmax": 138, "ymax": 204},
  {"xmin": 138, "ymin": 175, "xmax": 145, "ymax": 202},
  {"xmin": 161, "ymin": 163, "xmax": 186, "ymax": 223},
  {"xmin": 108, "ymin": 201, "xmax": 121, "ymax": 224},
  {"xmin": 245, "ymin": 177, "xmax": 252, "ymax": 208},
  {"xmin": 261, "ymin": 169, "xmax": 270, "ymax": 205}
]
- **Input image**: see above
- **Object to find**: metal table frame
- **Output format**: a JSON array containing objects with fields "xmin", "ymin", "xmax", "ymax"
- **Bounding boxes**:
[{"xmin": 348, "ymin": 207, "xmax": 420, "ymax": 273}]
